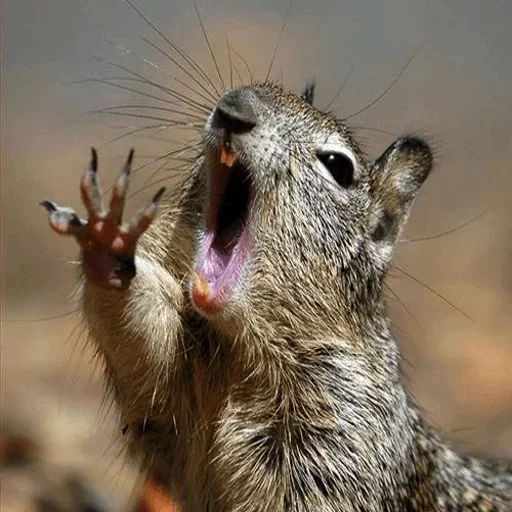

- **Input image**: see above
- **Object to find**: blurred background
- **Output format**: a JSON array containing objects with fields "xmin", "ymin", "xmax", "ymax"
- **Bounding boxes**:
[{"xmin": 2, "ymin": 0, "xmax": 511, "ymax": 509}]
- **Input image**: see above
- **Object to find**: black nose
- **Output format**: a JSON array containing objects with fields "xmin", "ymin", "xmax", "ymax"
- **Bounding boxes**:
[{"xmin": 213, "ymin": 90, "xmax": 257, "ymax": 134}]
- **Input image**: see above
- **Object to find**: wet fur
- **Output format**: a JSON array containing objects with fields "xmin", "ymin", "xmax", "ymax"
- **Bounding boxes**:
[{"xmin": 81, "ymin": 82, "xmax": 512, "ymax": 510}]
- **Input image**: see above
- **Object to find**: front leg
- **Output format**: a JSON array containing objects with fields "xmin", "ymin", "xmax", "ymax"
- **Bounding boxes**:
[{"xmin": 41, "ymin": 149, "xmax": 185, "ymax": 424}]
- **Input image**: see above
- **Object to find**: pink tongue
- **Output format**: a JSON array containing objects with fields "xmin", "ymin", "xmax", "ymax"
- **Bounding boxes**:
[{"xmin": 194, "ymin": 225, "xmax": 250, "ymax": 309}]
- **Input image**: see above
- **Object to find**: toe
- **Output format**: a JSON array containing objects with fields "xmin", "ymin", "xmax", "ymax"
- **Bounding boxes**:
[{"xmin": 41, "ymin": 201, "xmax": 86, "ymax": 235}]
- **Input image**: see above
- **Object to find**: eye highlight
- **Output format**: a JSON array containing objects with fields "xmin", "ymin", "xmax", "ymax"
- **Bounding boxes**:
[{"xmin": 317, "ymin": 151, "xmax": 354, "ymax": 188}]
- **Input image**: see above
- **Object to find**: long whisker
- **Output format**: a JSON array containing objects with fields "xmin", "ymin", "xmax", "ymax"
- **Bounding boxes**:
[
  {"xmin": 132, "ymin": 141, "xmax": 201, "ymax": 176},
  {"xmin": 352, "ymin": 125, "xmax": 397, "ymax": 137},
  {"xmin": 225, "ymin": 35, "xmax": 234, "ymax": 91},
  {"xmin": 130, "ymin": 166, "xmax": 192, "ymax": 198},
  {"xmin": 135, "ymin": 133, "xmax": 197, "ymax": 144},
  {"xmin": 400, "ymin": 212, "xmax": 488, "ymax": 243},
  {"xmin": 265, "ymin": 0, "xmax": 293, "ymax": 81},
  {"xmin": 229, "ymin": 44, "xmax": 254, "ymax": 85},
  {"xmin": 191, "ymin": 0, "xmax": 225, "ymax": 92},
  {"xmin": 72, "ymin": 77, "xmax": 183, "ymax": 108},
  {"xmin": 393, "ymin": 265, "xmax": 472, "ymax": 320},
  {"xmin": 384, "ymin": 282, "xmax": 424, "ymax": 331},
  {"xmin": 132, "ymin": 145, "xmax": 201, "ymax": 161},
  {"xmin": 124, "ymin": 0, "xmax": 220, "ymax": 100},
  {"xmin": 93, "ymin": 105, "xmax": 206, "ymax": 122},
  {"xmin": 100, "ymin": 124, "xmax": 193, "ymax": 147},
  {"xmin": 324, "ymin": 64, "xmax": 353, "ymax": 112},
  {"xmin": 233, "ymin": 64, "xmax": 245, "ymax": 88},
  {"xmin": 140, "ymin": 153, "xmax": 194, "ymax": 188},
  {"xmin": 92, "ymin": 57, "xmax": 213, "ymax": 113},
  {"xmin": 101, "ymin": 33, "xmax": 217, "ymax": 108},
  {"xmin": 141, "ymin": 37, "xmax": 219, "ymax": 106},
  {"xmin": 343, "ymin": 49, "xmax": 419, "ymax": 120},
  {"xmin": 89, "ymin": 110, "xmax": 204, "ymax": 126},
  {"xmin": 5, "ymin": 309, "xmax": 80, "ymax": 323}
]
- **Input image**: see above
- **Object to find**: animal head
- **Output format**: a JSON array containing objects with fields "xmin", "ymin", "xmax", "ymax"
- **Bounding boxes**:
[{"xmin": 187, "ymin": 82, "xmax": 432, "ymax": 339}]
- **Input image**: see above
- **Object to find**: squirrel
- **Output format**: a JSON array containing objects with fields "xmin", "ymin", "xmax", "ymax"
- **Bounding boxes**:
[{"xmin": 41, "ymin": 81, "xmax": 512, "ymax": 510}]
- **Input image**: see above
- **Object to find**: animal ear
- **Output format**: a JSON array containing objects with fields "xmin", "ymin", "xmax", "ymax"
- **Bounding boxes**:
[
  {"xmin": 301, "ymin": 81, "xmax": 316, "ymax": 105},
  {"xmin": 368, "ymin": 136, "xmax": 432, "ymax": 262}
]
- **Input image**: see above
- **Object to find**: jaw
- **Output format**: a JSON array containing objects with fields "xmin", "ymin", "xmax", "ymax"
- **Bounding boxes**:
[{"xmin": 191, "ymin": 147, "xmax": 253, "ymax": 316}]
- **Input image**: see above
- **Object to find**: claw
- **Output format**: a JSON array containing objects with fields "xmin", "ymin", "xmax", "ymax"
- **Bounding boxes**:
[
  {"xmin": 90, "ymin": 147, "xmax": 98, "ymax": 173},
  {"xmin": 81, "ymin": 148, "xmax": 103, "ymax": 217},
  {"xmin": 40, "ymin": 200, "xmax": 57, "ymax": 213},
  {"xmin": 152, "ymin": 186, "xmax": 166, "ymax": 204},
  {"xmin": 109, "ymin": 148, "xmax": 135, "ymax": 224},
  {"xmin": 124, "ymin": 148, "xmax": 134, "ymax": 171},
  {"xmin": 129, "ymin": 187, "xmax": 166, "ymax": 238}
]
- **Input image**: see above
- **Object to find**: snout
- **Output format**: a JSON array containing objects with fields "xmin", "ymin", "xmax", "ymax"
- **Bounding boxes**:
[{"xmin": 211, "ymin": 89, "xmax": 258, "ymax": 136}]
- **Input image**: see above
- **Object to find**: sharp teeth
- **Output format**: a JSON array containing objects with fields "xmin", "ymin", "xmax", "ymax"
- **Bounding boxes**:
[{"xmin": 220, "ymin": 146, "xmax": 237, "ymax": 168}]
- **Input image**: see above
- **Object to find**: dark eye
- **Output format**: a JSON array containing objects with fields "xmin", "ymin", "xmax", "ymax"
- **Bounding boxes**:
[{"xmin": 317, "ymin": 151, "xmax": 354, "ymax": 188}]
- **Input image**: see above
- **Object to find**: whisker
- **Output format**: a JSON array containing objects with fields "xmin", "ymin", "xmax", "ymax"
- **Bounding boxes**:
[
  {"xmin": 265, "ymin": 0, "xmax": 293, "ymax": 81},
  {"xmin": 135, "ymin": 133, "xmax": 198, "ymax": 144},
  {"xmin": 393, "ymin": 265, "xmax": 472, "ymax": 320},
  {"xmin": 400, "ymin": 212, "xmax": 488, "ymax": 243},
  {"xmin": 142, "ymin": 37, "xmax": 219, "ymax": 106},
  {"xmin": 101, "ymin": 33, "xmax": 216, "ymax": 108},
  {"xmin": 352, "ymin": 125, "xmax": 397, "ymax": 137},
  {"xmin": 229, "ymin": 44, "xmax": 254, "ymax": 85},
  {"xmin": 90, "ymin": 109, "xmax": 204, "ymax": 126},
  {"xmin": 100, "ymin": 124, "xmax": 192, "ymax": 147},
  {"xmin": 140, "ymin": 152, "xmax": 195, "ymax": 187},
  {"xmin": 343, "ymin": 48, "xmax": 420, "ymax": 120},
  {"xmin": 101, "ymin": 125, "xmax": 201, "ymax": 154},
  {"xmin": 93, "ymin": 105, "xmax": 206, "ymax": 122},
  {"xmin": 232, "ymin": 61, "xmax": 245, "ymax": 87},
  {"xmin": 384, "ymin": 282, "xmax": 424, "ymax": 331},
  {"xmin": 91, "ymin": 57, "xmax": 213, "ymax": 114},
  {"xmin": 225, "ymin": 35, "xmax": 234, "ymax": 91},
  {"xmin": 4, "ymin": 309, "xmax": 79, "ymax": 323},
  {"xmin": 130, "ymin": 145, "xmax": 201, "ymax": 161},
  {"xmin": 130, "ymin": 166, "xmax": 191, "ymax": 198},
  {"xmin": 74, "ymin": 77, "xmax": 183, "ymax": 108},
  {"xmin": 278, "ymin": 67, "xmax": 284, "ymax": 87},
  {"xmin": 132, "ymin": 141, "xmax": 201, "ymax": 177},
  {"xmin": 124, "ymin": 0, "xmax": 220, "ymax": 100},
  {"xmin": 191, "ymin": 0, "xmax": 225, "ymax": 92},
  {"xmin": 323, "ymin": 64, "xmax": 353, "ymax": 112}
]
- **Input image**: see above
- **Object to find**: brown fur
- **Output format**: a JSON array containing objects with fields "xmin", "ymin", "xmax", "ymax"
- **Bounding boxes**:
[{"xmin": 76, "ymin": 82, "xmax": 511, "ymax": 510}]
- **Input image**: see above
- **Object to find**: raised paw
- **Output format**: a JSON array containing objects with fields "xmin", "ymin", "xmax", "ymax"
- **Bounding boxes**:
[{"xmin": 41, "ymin": 148, "xmax": 165, "ymax": 289}]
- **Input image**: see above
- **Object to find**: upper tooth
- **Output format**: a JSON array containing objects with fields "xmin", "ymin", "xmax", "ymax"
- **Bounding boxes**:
[{"xmin": 220, "ymin": 147, "xmax": 237, "ymax": 168}]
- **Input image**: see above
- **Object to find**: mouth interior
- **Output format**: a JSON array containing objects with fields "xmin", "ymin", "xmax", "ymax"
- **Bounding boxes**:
[
  {"xmin": 214, "ymin": 162, "xmax": 251, "ymax": 252},
  {"xmin": 197, "ymin": 156, "xmax": 252, "ymax": 302}
]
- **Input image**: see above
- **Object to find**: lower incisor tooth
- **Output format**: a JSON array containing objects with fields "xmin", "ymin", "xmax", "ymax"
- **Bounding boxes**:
[{"xmin": 195, "ymin": 273, "xmax": 211, "ymax": 300}]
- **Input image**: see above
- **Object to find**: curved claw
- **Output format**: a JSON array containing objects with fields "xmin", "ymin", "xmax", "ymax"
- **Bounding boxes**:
[
  {"xmin": 40, "ymin": 200, "xmax": 86, "ymax": 235},
  {"xmin": 109, "ymin": 148, "xmax": 135, "ymax": 224},
  {"xmin": 90, "ymin": 147, "xmax": 98, "ymax": 173},
  {"xmin": 40, "ymin": 200, "xmax": 58, "ymax": 213},
  {"xmin": 80, "ymin": 148, "xmax": 103, "ymax": 217}
]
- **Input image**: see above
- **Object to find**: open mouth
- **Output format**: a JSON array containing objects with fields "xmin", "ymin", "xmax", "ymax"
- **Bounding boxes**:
[{"xmin": 193, "ymin": 145, "xmax": 252, "ymax": 313}]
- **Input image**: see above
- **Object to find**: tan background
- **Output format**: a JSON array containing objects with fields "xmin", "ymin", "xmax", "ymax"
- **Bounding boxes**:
[{"xmin": 2, "ymin": 0, "xmax": 511, "ymax": 509}]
